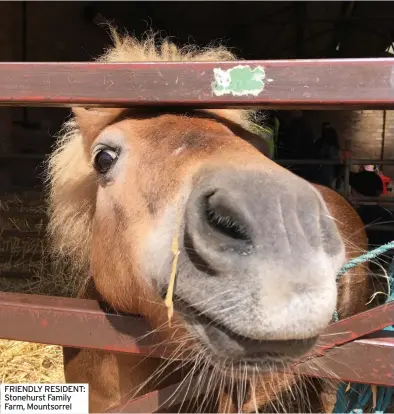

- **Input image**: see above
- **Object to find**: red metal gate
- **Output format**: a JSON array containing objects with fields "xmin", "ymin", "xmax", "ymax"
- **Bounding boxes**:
[{"xmin": 0, "ymin": 58, "xmax": 393, "ymax": 412}]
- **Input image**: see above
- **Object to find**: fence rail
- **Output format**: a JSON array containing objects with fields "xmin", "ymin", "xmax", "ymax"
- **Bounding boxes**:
[
  {"xmin": 0, "ymin": 59, "xmax": 393, "ymax": 109},
  {"xmin": 0, "ymin": 291, "xmax": 393, "ymax": 386},
  {"xmin": 276, "ymin": 159, "xmax": 394, "ymax": 166},
  {"xmin": 0, "ymin": 58, "xmax": 393, "ymax": 411}
]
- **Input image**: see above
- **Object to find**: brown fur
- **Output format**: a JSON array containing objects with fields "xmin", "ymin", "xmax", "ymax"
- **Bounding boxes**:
[{"xmin": 47, "ymin": 31, "xmax": 372, "ymax": 413}]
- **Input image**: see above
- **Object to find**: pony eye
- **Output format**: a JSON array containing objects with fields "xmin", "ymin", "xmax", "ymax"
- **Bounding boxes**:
[{"xmin": 93, "ymin": 149, "xmax": 118, "ymax": 174}]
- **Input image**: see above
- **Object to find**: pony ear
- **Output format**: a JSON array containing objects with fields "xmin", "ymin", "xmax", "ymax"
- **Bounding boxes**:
[{"xmin": 72, "ymin": 107, "xmax": 125, "ymax": 145}]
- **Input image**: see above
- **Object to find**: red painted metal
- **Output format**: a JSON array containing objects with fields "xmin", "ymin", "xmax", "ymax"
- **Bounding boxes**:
[
  {"xmin": 0, "ymin": 292, "xmax": 392, "ymax": 354},
  {"xmin": 0, "ymin": 59, "xmax": 393, "ymax": 109},
  {"xmin": 302, "ymin": 301, "xmax": 394, "ymax": 358},
  {"xmin": 0, "ymin": 292, "xmax": 173, "ymax": 359},
  {"xmin": 107, "ymin": 333, "xmax": 394, "ymax": 414},
  {"xmin": 104, "ymin": 333, "xmax": 394, "ymax": 414},
  {"xmin": 0, "ymin": 292, "xmax": 393, "ymax": 386},
  {"xmin": 294, "ymin": 334, "xmax": 394, "ymax": 386},
  {"xmin": 105, "ymin": 375, "xmax": 215, "ymax": 413},
  {"xmin": 0, "ymin": 58, "xmax": 393, "ymax": 407}
]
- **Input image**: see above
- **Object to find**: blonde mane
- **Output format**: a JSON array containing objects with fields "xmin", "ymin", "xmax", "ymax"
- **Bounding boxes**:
[{"xmin": 46, "ymin": 31, "xmax": 258, "ymax": 293}]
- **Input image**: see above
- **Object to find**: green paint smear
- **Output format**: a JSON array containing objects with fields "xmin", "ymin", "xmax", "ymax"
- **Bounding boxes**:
[{"xmin": 211, "ymin": 65, "xmax": 266, "ymax": 97}]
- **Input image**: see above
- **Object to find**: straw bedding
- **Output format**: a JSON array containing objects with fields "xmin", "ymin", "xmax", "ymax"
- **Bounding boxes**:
[
  {"xmin": 0, "ymin": 193, "xmax": 70, "ymax": 384},
  {"xmin": 0, "ymin": 340, "xmax": 64, "ymax": 384}
]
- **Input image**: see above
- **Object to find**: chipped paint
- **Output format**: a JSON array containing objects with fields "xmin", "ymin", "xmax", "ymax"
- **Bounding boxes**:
[{"xmin": 211, "ymin": 65, "xmax": 266, "ymax": 97}]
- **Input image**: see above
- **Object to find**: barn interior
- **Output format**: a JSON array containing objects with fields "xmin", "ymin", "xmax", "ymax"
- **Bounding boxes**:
[{"xmin": 0, "ymin": 1, "xmax": 393, "ymax": 296}]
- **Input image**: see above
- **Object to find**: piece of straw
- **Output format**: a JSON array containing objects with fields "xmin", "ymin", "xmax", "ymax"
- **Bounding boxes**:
[
  {"xmin": 372, "ymin": 384, "xmax": 377, "ymax": 409},
  {"xmin": 164, "ymin": 205, "xmax": 182, "ymax": 326}
]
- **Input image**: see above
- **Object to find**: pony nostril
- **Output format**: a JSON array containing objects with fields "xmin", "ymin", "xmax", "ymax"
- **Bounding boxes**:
[
  {"xmin": 203, "ymin": 191, "xmax": 252, "ymax": 242},
  {"xmin": 184, "ymin": 188, "xmax": 254, "ymax": 273}
]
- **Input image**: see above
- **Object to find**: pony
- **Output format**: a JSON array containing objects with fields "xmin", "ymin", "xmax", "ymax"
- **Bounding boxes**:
[{"xmin": 46, "ymin": 31, "xmax": 372, "ymax": 413}]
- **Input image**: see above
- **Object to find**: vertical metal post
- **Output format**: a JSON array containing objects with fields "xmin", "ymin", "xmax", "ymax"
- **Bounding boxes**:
[
  {"xmin": 344, "ymin": 139, "xmax": 352, "ymax": 200},
  {"xmin": 380, "ymin": 109, "xmax": 387, "ymax": 162}
]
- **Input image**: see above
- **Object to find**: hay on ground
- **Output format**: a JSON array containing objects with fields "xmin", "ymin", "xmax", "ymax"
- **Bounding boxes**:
[
  {"xmin": 0, "ymin": 340, "xmax": 64, "ymax": 383},
  {"xmin": 0, "ymin": 193, "xmax": 74, "ymax": 385}
]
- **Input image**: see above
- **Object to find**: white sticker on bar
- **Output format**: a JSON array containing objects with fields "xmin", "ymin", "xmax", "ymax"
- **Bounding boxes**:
[
  {"xmin": 0, "ymin": 384, "xmax": 89, "ymax": 414},
  {"xmin": 211, "ymin": 65, "xmax": 266, "ymax": 96}
]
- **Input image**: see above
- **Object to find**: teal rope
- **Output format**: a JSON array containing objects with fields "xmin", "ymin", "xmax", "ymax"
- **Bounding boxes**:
[
  {"xmin": 337, "ymin": 241, "xmax": 394, "ymax": 278},
  {"xmin": 384, "ymin": 257, "xmax": 394, "ymax": 332},
  {"xmin": 333, "ymin": 241, "xmax": 394, "ymax": 414},
  {"xmin": 376, "ymin": 387, "xmax": 394, "ymax": 414},
  {"xmin": 333, "ymin": 240, "xmax": 394, "ymax": 323}
]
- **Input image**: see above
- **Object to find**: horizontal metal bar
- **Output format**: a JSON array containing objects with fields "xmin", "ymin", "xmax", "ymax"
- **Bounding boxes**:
[
  {"xmin": 364, "ymin": 224, "xmax": 394, "ymax": 232},
  {"xmin": 302, "ymin": 302, "xmax": 394, "ymax": 357},
  {"xmin": 352, "ymin": 202, "xmax": 394, "ymax": 207},
  {"xmin": 0, "ymin": 59, "xmax": 392, "ymax": 109},
  {"xmin": 111, "ymin": 334, "xmax": 394, "ymax": 414},
  {"xmin": 0, "ymin": 293, "xmax": 393, "ymax": 386},
  {"xmin": 0, "ymin": 292, "xmax": 392, "ymax": 356},
  {"xmin": 105, "ymin": 375, "xmax": 214, "ymax": 413},
  {"xmin": 108, "ymin": 333, "xmax": 394, "ymax": 414},
  {"xmin": 1, "ymin": 291, "xmax": 393, "ymax": 357},
  {"xmin": 294, "ymin": 335, "xmax": 394, "ymax": 386},
  {"xmin": 276, "ymin": 159, "xmax": 394, "ymax": 166},
  {"xmin": 0, "ymin": 292, "xmax": 173, "ymax": 359},
  {"xmin": 350, "ymin": 196, "xmax": 394, "ymax": 202},
  {"xmin": 345, "ymin": 159, "xmax": 394, "ymax": 166},
  {"xmin": 263, "ymin": 16, "xmax": 394, "ymax": 23}
]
